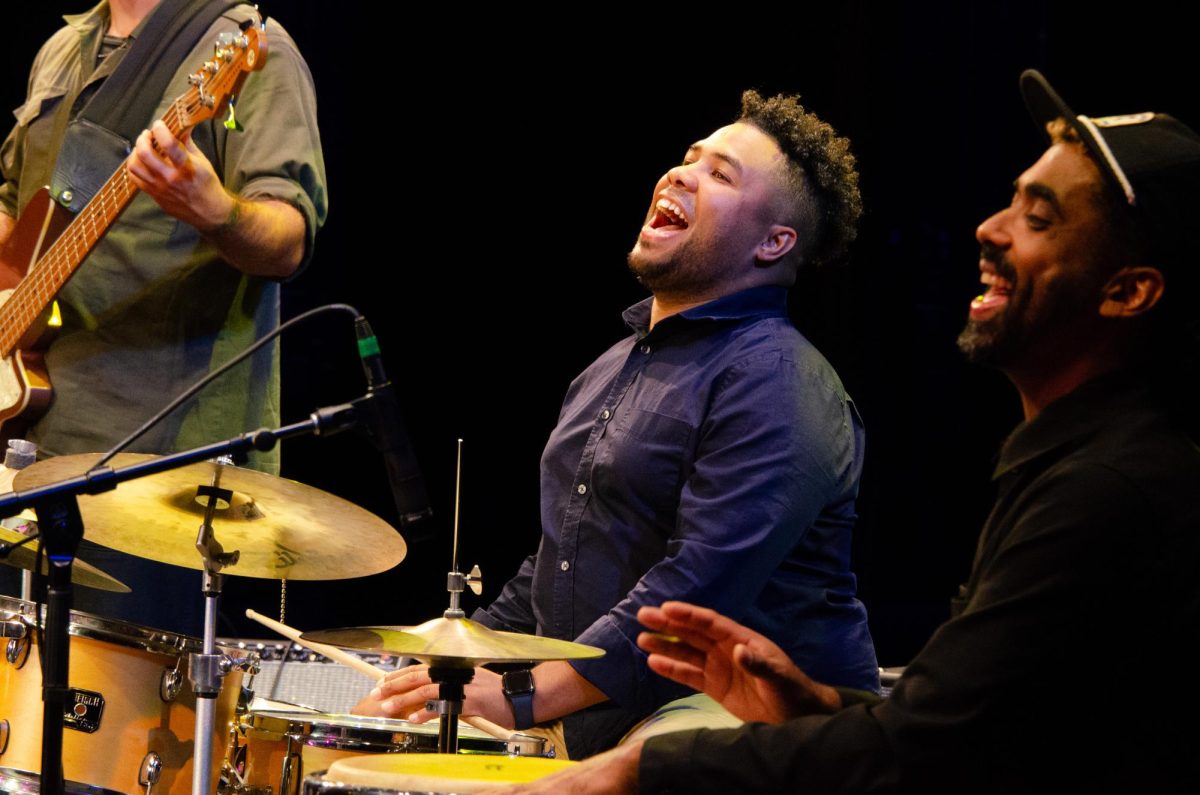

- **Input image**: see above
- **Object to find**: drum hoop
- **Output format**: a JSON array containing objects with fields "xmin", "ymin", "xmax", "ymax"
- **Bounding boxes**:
[
  {"xmin": 242, "ymin": 711, "xmax": 546, "ymax": 757},
  {"xmin": 0, "ymin": 766, "xmax": 126, "ymax": 795},
  {"xmin": 0, "ymin": 594, "xmax": 199, "ymax": 657}
]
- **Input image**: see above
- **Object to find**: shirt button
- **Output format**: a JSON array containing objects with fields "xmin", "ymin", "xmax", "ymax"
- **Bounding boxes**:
[
  {"xmin": 576, "ymin": 483, "xmax": 587, "ymax": 495},
  {"xmin": 600, "ymin": 409, "xmax": 611, "ymax": 421},
  {"xmin": 640, "ymin": 344, "xmax": 651, "ymax": 354},
  {"xmin": 560, "ymin": 561, "xmax": 570, "ymax": 571}
]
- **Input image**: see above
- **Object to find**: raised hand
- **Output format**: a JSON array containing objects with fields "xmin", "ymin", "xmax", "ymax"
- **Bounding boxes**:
[{"xmin": 637, "ymin": 601, "xmax": 841, "ymax": 723}]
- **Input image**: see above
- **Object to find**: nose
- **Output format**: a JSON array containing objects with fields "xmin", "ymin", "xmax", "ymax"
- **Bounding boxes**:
[
  {"xmin": 975, "ymin": 206, "xmax": 1011, "ymax": 249},
  {"xmin": 665, "ymin": 161, "xmax": 699, "ymax": 191}
]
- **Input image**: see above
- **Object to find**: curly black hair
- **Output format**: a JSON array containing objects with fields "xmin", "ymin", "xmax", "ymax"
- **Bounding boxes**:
[{"xmin": 738, "ymin": 90, "xmax": 862, "ymax": 269}]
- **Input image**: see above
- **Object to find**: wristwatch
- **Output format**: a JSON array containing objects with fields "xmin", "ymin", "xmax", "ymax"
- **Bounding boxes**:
[{"xmin": 502, "ymin": 669, "xmax": 536, "ymax": 730}]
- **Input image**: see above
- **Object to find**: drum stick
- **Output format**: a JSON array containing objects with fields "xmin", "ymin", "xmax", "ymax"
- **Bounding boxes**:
[
  {"xmin": 243, "ymin": 609, "xmax": 515, "ymax": 742},
  {"xmin": 246, "ymin": 608, "xmax": 385, "ymax": 679}
]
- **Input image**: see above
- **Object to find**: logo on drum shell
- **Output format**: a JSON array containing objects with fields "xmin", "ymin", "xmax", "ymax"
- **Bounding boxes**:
[{"xmin": 63, "ymin": 688, "xmax": 105, "ymax": 733}]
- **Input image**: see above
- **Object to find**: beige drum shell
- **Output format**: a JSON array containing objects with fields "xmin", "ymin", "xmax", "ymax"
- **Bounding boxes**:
[
  {"xmin": 229, "ymin": 712, "xmax": 548, "ymax": 795},
  {"xmin": 0, "ymin": 596, "xmax": 244, "ymax": 794},
  {"xmin": 304, "ymin": 754, "xmax": 575, "ymax": 795}
]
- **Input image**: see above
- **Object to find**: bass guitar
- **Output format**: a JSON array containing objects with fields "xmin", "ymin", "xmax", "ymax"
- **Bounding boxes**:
[{"xmin": 0, "ymin": 21, "xmax": 266, "ymax": 441}]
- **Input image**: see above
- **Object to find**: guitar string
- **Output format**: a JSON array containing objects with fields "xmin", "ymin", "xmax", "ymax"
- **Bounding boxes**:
[{"xmin": 0, "ymin": 63, "xmax": 241, "ymax": 356}]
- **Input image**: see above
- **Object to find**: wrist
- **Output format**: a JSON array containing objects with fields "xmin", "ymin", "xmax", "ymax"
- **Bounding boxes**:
[
  {"xmin": 502, "ymin": 668, "xmax": 536, "ymax": 730},
  {"xmin": 200, "ymin": 190, "xmax": 242, "ymax": 236}
]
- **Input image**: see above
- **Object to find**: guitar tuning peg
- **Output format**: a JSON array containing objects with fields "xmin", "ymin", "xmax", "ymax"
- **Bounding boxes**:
[{"xmin": 466, "ymin": 564, "xmax": 483, "ymax": 596}]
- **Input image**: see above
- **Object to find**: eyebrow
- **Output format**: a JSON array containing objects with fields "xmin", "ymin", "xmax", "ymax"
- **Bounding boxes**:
[
  {"xmin": 687, "ymin": 143, "xmax": 744, "ymax": 175},
  {"xmin": 1015, "ymin": 178, "xmax": 1064, "ymax": 217}
]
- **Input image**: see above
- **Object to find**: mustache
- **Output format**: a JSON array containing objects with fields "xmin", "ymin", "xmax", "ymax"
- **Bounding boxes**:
[{"xmin": 980, "ymin": 241, "xmax": 1017, "ymax": 284}]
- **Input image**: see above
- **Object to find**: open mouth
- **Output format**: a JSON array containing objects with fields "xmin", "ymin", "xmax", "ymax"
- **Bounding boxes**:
[
  {"xmin": 649, "ymin": 198, "xmax": 689, "ymax": 231},
  {"xmin": 969, "ymin": 268, "xmax": 1013, "ymax": 320}
]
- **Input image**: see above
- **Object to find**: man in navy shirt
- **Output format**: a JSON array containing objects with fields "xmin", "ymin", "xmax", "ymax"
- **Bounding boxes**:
[
  {"xmin": 494, "ymin": 73, "xmax": 1200, "ymax": 791},
  {"xmin": 359, "ymin": 91, "xmax": 878, "ymax": 758}
]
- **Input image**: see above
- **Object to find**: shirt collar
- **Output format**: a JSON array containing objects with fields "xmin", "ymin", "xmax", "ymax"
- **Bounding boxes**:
[
  {"xmin": 993, "ymin": 370, "xmax": 1158, "ymax": 479},
  {"xmin": 621, "ymin": 285, "xmax": 790, "ymax": 338},
  {"xmin": 65, "ymin": 2, "xmax": 111, "ymax": 35}
]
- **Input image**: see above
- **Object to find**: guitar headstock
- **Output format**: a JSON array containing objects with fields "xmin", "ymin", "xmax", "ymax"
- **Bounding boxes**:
[{"xmin": 170, "ymin": 20, "xmax": 268, "ymax": 134}]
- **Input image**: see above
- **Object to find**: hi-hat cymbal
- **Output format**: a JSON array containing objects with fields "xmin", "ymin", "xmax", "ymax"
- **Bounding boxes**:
[
  {"xmin": 0, "ymin": 524, "xmax": 130, "ymax": 592},
  {"xmin": 302, "ymin": 615, "xmax": 605, "ymax": 667},
  {"xmin": 12, "ymin": 453, "xmax": 406, "ymax": 580}
]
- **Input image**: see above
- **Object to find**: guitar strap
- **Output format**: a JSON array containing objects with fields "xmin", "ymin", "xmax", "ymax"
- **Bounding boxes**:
[{"xmin": 47, "ymin": 0, "xmax": 247, "ymax": 214}]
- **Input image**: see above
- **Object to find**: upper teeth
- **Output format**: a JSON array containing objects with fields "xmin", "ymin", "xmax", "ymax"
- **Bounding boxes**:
[
  {"xmin": 981, "ymin": 272, "xmax": 1010, "ymax": 288},
  {"xmin": 656, "ymin": 199, "xmax": 686, "ymax": 224}
]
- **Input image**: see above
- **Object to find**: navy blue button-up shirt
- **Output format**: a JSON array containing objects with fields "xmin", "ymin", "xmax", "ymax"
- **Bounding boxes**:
[{"xmin": 475, "ymin": 286, "xmax": 877, "ymax": 738}]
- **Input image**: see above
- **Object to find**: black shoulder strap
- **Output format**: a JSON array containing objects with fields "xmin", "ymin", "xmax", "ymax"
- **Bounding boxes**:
[
  {"xmin": 48, "ymin": 0, "xmax": 249, "ymax": 212},
  {"xmin": 82, "ymin": 0, "xmax": 247, "ymax": 140}
]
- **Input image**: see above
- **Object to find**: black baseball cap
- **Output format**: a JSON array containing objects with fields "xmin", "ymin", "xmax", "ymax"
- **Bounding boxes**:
[{"xmin": 1020, "ymin": 69, "xmax": 1200, "ymax": 272}]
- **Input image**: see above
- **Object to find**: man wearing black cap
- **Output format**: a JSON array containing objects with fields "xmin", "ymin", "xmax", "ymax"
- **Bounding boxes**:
[{"xmin": 490, "ymin": 71, "xmax": 1200, "ymax": 793}]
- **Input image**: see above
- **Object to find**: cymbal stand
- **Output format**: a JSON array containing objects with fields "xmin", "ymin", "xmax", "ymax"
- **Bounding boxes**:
[
  {"xmin": 190, "ymin": 458, "xmax": 240, "ymax": 795},
  {"xmin": 427, "ymin": 439, "xmax": 482, "ymax": 753}
]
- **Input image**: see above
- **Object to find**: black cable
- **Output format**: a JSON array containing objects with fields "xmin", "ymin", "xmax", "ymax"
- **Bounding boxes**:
[{"xmin": 92, "ymin": 303, "xmax": 361, "ymax": 470}]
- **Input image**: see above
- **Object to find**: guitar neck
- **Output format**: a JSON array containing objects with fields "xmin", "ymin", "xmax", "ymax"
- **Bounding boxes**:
[{"xmin": 0, "ymin": 105, "xmax": 191, "ymax": 358}]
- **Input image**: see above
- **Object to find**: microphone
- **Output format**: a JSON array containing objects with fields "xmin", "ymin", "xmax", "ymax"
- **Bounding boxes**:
[{"xmin": 353, "ymin": 316, "xmax": 433, "ymax": 530}]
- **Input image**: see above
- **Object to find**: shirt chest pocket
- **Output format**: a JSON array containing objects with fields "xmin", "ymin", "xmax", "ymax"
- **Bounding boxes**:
[{"xmin": 592, "ymin": 407, "xmax": 696, "ymax": 525}]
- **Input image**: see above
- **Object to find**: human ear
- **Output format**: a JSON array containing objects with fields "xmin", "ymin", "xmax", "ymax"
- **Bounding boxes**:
[
  {"xmin": 756, "ymin": 225, "xmax": 797, "ymax": 264},
  {"xmin": 1098, "ymin": 266, "xmax": 1165, "ymax": 318}
]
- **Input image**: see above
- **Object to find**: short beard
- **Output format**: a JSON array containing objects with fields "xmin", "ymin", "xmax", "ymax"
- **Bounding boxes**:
[
  {"xmin": 626, "ymin": 244, "xmax": 722, "ymax": 298},
  {"xmin": 957, "ymin": 316, "xmax": 1017, "ymax": 365}
]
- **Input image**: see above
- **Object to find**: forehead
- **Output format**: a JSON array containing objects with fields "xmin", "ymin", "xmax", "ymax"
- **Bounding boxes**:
[
  {"xmin": 1018, "ymin": 142, "xmax": 1107, "ymax": 216},
  {"xmin": 691, "ymin": 122, "xmax": 786, "ymax": 174}
]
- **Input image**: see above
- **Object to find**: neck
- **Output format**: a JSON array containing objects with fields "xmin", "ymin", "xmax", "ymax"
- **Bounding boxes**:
[
  {"xmin": 648, "ymin": 295, "xmax": 708, "ymax": 330},
  {"xmin": 108, "ymin": 0, "xmax": 160, "ymax": 37},
  {"xmin": 1007, "ymin": 352, "xmax": 1121, "ymax": 420}
]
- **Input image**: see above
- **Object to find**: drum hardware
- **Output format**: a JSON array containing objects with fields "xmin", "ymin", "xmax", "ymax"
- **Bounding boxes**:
[
  {"xmin": 3, "ymin": 401, "xmax": 406, "ymax": 795},
  {"xmin": 221, "ymin": 711, "xmax": 549, "ymax": 795},
  {"xmin": 3, "ymin": 620, "xmax": 30, "ymax": 668},
  {"xmin": 138, "ymin": 752, "xmax": 162, "ymax": 795},
  {"xmin": 0, "ymin": 719, "xmax": 9, "ymax": 754},
  {"xmin": 161, "ymin": 656, "xmax": 185, "ymax": 702},
  {"xmin": 0, "ymin": 593, "xmax": 253, "ymax": 793},
  {"xmin": 304, "ymin": 441, "xmax": 602, "ymax": 756},
  {"xmin": 13, "ymin": 452, "xmax": 407, "ymax": 581}
]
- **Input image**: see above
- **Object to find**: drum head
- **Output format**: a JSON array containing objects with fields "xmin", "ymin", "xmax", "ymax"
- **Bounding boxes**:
[{"xmin": 324, "ymin": 754, "xmax": 574, "ymax": 794}]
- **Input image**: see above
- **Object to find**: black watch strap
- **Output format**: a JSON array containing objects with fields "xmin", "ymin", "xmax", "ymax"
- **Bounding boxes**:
[{"xmin": 502, "ymin": 669, "xmax": 536, "ymax": 730}]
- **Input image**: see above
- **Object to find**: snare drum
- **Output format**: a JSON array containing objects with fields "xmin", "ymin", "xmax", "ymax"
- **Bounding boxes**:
[
  {"xmin": 224, "ymin": 711, "xmax": 548, "ymax": 795},
  {"xmin": 0, "ymin": 594, "xmax": 250, "ymax": 794},
  {"xmin": 302, "ymin": 754, "xmax": 575, "ymax": 795}
]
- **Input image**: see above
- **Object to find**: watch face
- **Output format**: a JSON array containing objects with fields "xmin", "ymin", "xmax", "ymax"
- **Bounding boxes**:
[{"xmin": 504, "ymin": 669, "xmax": 535, "ymax": 694}]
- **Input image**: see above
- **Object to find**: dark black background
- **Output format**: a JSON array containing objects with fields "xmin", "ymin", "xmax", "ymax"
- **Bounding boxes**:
[{"xmin": 5, "ymin": 2, "xmax": 1195, "ymax": 666}]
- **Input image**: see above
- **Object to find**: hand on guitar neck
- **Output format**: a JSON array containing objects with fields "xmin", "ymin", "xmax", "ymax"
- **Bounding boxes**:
[{"xmin": 128, "ymin": 120, "xmax": 305, "ymax": 279}]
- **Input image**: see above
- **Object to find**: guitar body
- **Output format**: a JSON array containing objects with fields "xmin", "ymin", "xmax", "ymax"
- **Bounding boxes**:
[{"xmin": 0, "ymin": 188, "xmax": 71, "ymax": 441}]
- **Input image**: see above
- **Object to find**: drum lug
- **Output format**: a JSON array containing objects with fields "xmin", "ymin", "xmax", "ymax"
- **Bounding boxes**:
[
  {"xmin": 5, "ymin": 635, "xmax": 30, "ymax": 669},
  {"xmin": 222, "ymin": 653, "xmax": 262, "ymax": 676},
  {"xmin": 160, "ymin": 662, "xmax": 184, "ymax": 702},
  {"xmin": 139, "ymin": 751, "xmax": 162, "ymax": 795},
  {"xmin": 1, "ymin": 619, "xmax": 27, "ymax": 640},
  {"xmin": 0, "ymin": 718, "xmax": 9, "ymax": 754}
]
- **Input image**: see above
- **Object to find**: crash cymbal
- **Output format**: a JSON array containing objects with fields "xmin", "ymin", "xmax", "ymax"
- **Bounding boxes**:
[
  {"xmin": 302, "ymin": 615, "xmax": 605, "ymax": 667},
  {"xmin": 12, "ymin": 453, "xmax": 406, "ymax": 580},
  {"xmin": 0, "ymin": 524, "xmax": 131, "ymax": 593}
]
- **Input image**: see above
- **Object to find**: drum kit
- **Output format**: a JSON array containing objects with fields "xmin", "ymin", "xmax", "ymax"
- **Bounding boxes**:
[{"xmin": 0, "ymin": 445, "xmax": 600, "ymax": 794}]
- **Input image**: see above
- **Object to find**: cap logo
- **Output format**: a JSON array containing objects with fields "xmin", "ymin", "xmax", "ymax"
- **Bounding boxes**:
[{"xmin": 1091, "ymin": 112, "xmax": 1155, "ymax": 128}]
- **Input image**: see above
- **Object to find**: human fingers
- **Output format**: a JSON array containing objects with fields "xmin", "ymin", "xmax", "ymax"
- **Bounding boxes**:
[
  {"xmin": 372, "ymin": 664, "xmax": 431, "ymax": 699},
  {"xmin": 637, "ymin": 630, "xmax": 706, "ymax": 667},
  {"xmin": 645, "ymin": 650, "xmax": 708, "ymax": 692},
  {"xmin": 149, "ymin": 121, "xmax": 188, "ymax": 168}
]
